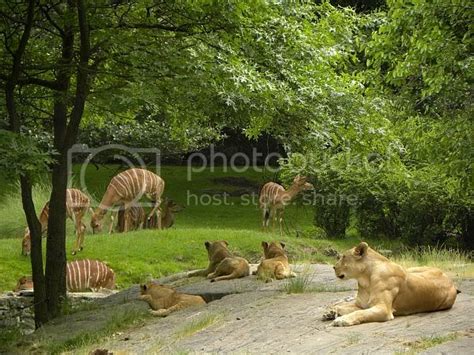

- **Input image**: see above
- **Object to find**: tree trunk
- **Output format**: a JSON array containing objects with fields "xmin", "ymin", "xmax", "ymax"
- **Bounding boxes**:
[
  {"xmin": 2, "ymin": 0, "xmax": 49, "ymax": 327},
  {"xmin": 20, "ymin": 176, "xmax": 48, "ymax": 326},
  {"xmin": 45, "ymin": 154, "xmax": 69, "ymax": 317},
  {"xmin": 45, "ymin": 0, "xmax": 91, "ymax": 318}
]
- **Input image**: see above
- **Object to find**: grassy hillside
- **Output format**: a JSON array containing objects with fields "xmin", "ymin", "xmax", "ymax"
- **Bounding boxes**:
[{"xmin": 0, "ymin": 164, "xmax": 322, "ymax": 292}]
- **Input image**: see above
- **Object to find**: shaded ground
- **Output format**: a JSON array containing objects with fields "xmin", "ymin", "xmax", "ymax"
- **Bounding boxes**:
[{"xmin": 17, "ymin": 265, "xmax": 474, "ymax": 354}]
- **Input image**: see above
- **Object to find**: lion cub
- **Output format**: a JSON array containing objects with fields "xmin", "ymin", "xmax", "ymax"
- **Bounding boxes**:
[
  {"xmin": 188, "ymin": 240, "xmax": 250, "ymax": 282},
  {"xmin": 139, "ymin": 282, "xmax": 205, "ymax": 317},
  {"xmin": 256, "ymin": 241, "xmax": 296, "ymax": 280},
  {"xmin": 324, "ymin": 242, "xmax": 459, "ymax": 326}
]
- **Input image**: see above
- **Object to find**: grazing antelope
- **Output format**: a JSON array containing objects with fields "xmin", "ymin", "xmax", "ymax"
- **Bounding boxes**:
[
  {"xmin": 90, "ymin": 168, "xmax": 165, "ymax": 234},
  {"xmin": 115, "ymin": 198, "xmax": 183, "ymax": 232},
  {"xmin": 115, "ymin": 203, "xmax": 145, "ymax": 233},
  {"xmin": 259, "ymin": 175, "xmax": 314, "ymax": 235},
  {"xmin": 145, "ymin": 198, "xmax": 184, "ymax": 229},
  {"xmin": 14, "ymin": 259, "xmax": 115, "ymax": 292},
  {"xmin": 22, "ymin": 188, "xmax": 90, "ymax": 256}
]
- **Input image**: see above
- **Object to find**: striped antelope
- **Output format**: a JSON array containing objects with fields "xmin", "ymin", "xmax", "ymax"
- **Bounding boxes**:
[
  {"xmin": 115, "ymin": 198, "xmax": 183, "ymax": 232},
  {"xmin": 14, "ymin": 259, "xmax": 115, "ymax": 292},
  {"xmin": 259, "ymin": 175, "xmax": 314, "ymax": 235},
  {"xmin": 90, "ymin": 168, "xmax": 165, "ymax": 233},
  {"xmin": 22, "ymin": 188, "xmax": 91, "ymax": 256}
]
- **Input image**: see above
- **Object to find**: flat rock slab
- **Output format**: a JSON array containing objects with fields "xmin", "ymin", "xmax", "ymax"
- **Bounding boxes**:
[{"xmin": 85, "ymin": 264, "xmax": 473, "ymax": 354}]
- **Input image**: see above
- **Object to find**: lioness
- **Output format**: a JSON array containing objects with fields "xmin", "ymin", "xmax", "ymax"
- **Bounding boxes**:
[
  {"xmin": 139, "ymin": 282, "xmax": 205, "ymax": 317},
  {"xmin": 14, "ymin": 276, "xmax": 33, "ymax": 292},
  {"xmin": 188, "ymin": 240, "xmax": 250, "ymax": 282},
  {"xmin": 323, "ymin": 242, "xmax": 459, "ymax": 327},
  {"xmin": 256, "ymin": 241, "xmax": 296, "ymax": 280}
]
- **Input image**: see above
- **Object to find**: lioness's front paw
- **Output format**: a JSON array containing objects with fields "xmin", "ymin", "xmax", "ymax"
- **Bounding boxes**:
[
  {"xmin": 149, "ymin": 309, "xmax": 168, "ymax": 317},
  {"xmin": 322, "ymin": 309, "xmax": 337, "ymax": 321},
  {"xmin": 332, "ymin": 316, "xmax": 353, "ymax": 327}
]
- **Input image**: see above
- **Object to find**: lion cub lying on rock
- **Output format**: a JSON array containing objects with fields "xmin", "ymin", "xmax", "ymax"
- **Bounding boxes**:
[
  {"xmin": 323, "ymin": 242, "xmax": 459, "ymax": 327},
  {"xmin": 139, "ymin": 283, "xmax": 205, "ymax": 317},
  {"xmin": 256, "ymin": 241, "xmax": 296, "ymax": 280},
  {"xmin": 188, "ymin": 240, "xmax": 250, "ymax": 282}
]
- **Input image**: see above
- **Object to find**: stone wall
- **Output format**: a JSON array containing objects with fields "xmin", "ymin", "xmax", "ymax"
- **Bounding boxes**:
[
  {"xmin": 0, "ymin": 292, "xmax": 35, "ymax": 334},
  {"xmin": 0, "ymin": 290, "xmax": 117, "ymax": 335}
]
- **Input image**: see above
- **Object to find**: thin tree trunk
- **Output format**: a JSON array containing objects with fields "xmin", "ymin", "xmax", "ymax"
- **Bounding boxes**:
[
  {"xmin": 46, "ymin": 0, "xmax": 91, "ymax": 318},
  {"xmin": 20, "ymin": 176, "xmax": 48, "ymax": 326},
  {"xmin": 3, "ymin": 0, "xmax": 49, "ymax": 327},
  {"xmin": 45, "ymin": 156, "xmax": 68, "ymax": 317}
]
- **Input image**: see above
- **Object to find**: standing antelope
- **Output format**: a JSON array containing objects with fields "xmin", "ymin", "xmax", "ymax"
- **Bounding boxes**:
[
  {"xmin": 90, "ymin": 168, "xmax": 165, "ymax": 234},
  {"xmin": 22, "ymin": 188, "xmax": 90, "ymax": 256},
  {"xmin": 259, "ymin": 175, "xmax": 314, "ymax": 235}
]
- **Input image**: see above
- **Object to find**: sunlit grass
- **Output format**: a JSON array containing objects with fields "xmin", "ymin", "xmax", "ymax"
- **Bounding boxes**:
[
  {"xmin": 393, "ymin": 246, "xmax": 474, "ymax": 278},
  {"xmin": 175, "ymin": 313, "xmax": 221, "ymax": 339}
]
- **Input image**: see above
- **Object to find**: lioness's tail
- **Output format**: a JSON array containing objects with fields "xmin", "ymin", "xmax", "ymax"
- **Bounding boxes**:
[
  {"xmin": 457, "ymin": 289, "xmax": 461, "ymax": 294},
  {"xmin": 187, "ymin": 269, "xmax": 208, "ymax": 277},
  {"xmin": 210, "ymin": 271, "xmax": 240, "ymax": 282}
]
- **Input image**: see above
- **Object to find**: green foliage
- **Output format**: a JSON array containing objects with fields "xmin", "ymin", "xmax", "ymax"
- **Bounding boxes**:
[
  {"xmin": 0, "ymin": 130, "xmax": 54, "ymax": 181},
  {"xmin": 366, "ymin": 0, "xmax": 473, "ymax": 117},
  {"xmin": 0, "ymin": 183, "xmax": 51, "ymax": 238}
]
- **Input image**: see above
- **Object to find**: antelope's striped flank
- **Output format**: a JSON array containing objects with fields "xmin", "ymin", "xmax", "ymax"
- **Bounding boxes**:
[{"xmin": 91, "ymin": 168, "xmax": 165, "ymax": 233}]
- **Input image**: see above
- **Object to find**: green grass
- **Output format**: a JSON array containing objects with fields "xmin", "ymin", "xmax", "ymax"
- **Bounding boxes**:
[
  {"xmin": 393, "ymin": 246, "xmax": 474, "ymax": 278},
  {"xmin": 175, "ymin": 313, "xmax": 221, "ymax": 339},
  {"xmin": 399, "ymin": 333, "xmax": 459, "ymax": 354},
  {"xmin": 283, "ymin": 266, "xmax": 312, "ymax": 293}
]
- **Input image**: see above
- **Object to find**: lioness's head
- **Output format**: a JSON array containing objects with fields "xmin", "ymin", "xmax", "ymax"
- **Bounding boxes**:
[
  {"xmin": 14, "ymin": 276, "xmax": 33, "ymax": 292},
  {"xmin": 261, "ymin": 241, "xmax": 286, "ymax": 259},
  {"xmin": 205, "ymin": 240, "xmax": 229, "ymax": 254},
  {"xmin": 333, "ymin": 242, "xmax": 371, "ymax": 280},
  {"xmin": 140, "ymin": 282, "xmax": 174, "ymax": 299}
]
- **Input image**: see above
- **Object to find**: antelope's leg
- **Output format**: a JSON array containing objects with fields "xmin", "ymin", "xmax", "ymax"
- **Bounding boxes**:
[
  {"xmin": 261, "ymin": 207, "xmax": 267, "ymax": 232},
  {"xmin": 71, "ymin": 210, "xmax": 80, "ymax": 254},
  {"xmin": 109, "ymin": 211, "xmax": 117, "ymax": 234},
  {"xmin": 123, "ymin": 203, "xmax": 131, "ymax": 233},
  {"xmin": 148, "ymin": 198, "xmax": 162, "ymax": 229},
  {"xmin": 76, "ymin": 210, "xmax": 86, "ymax": 251}
]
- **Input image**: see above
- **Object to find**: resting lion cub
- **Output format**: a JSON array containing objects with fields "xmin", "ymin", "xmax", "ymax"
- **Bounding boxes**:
[
  {"xmin": 323, "ymin": 242, "xmax": 459, "ymax": 327},
  {"xmin": 188, "ymin": 240, "xmax": 250, "ymax": 282},
  {"xmin": 139, "ymin": 283, "xmax": 205, "ymax": 317},
  {"xmin": 256, "ymin": 241, "xmax": 296, "ymax": 280}
]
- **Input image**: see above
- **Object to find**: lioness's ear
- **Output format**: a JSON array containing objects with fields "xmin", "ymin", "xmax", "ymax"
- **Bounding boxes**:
[
  {"xmin": 354, "ymin": 242, "xmax": 368, "ymax": 257},
  {"xmin": 205, "ymin": 241, "xmax": 211, "ymax": 249},
  {"xmin": 223, "ymin": 240, "xmax": 229, "ymax": 246},
  {"xmin": 261, "ymin": 241, "xmax": 268, "ymax": 249},
  {"xmin": 280, "ymin": 242, "xmax": 286, "ymax": 249}
]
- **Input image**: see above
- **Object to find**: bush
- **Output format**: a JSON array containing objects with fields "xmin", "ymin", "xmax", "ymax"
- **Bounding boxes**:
[{"xmin": 314, "ymin": 200, "xmax": 350, "ymax": 239}]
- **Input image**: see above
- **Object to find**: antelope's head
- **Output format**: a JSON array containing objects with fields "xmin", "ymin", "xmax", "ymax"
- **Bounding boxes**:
[
  {"xmin": 293, "ymin": 175, "xmax": 314, "ymax": 191},
  {"xmin": 90, "ymin": 214, "xmax": 102, "ymax": 234}
]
